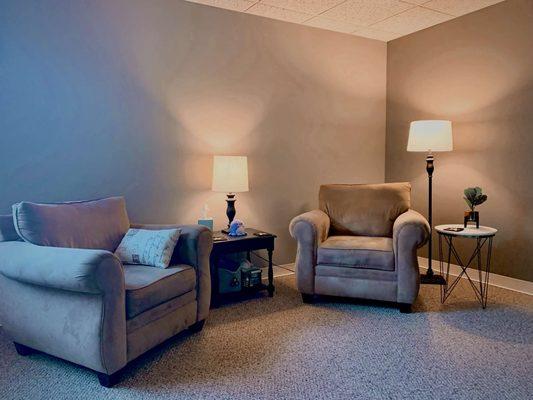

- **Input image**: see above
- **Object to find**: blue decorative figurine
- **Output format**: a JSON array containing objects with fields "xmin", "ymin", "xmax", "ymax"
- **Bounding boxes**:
[{"xmin": 228, "ymin": 219, "xmax": 246, "ymax": 236}]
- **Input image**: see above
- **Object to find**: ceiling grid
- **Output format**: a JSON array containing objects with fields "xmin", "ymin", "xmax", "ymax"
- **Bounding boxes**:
[{"xmin": 185, "ymin": 0, "xmax": 505, "ymax": 41}]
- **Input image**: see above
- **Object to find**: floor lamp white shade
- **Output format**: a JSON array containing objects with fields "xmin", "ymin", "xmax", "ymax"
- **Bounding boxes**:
[{"xmin": 407, "ymin": 120, "xmax": 453, "ymax": 152}]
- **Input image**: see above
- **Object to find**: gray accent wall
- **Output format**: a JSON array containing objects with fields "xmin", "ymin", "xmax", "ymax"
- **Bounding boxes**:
[
  {"xmin": 386, "ymin": 0, "xmax": 533, "ymax": 282},
  {"xmin": 0, "ymin": 0, "xmax": 386, "ymax": 264}
]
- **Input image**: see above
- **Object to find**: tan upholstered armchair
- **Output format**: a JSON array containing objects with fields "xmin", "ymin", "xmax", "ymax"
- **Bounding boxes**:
[{"xmin": 289, "ymin": 182, "xmax": 429, "ymax": 313}]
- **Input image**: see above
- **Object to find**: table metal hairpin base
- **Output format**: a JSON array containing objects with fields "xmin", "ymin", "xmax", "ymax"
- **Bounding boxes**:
[{"xmin": 438, "ymin": 233, "xmax": 494, "ymax": 309}]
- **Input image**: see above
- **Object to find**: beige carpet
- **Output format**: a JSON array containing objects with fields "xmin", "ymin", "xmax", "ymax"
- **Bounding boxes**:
[{"xmin": 0, "ymin": 275, "xmax": 532, "ymax": 399}]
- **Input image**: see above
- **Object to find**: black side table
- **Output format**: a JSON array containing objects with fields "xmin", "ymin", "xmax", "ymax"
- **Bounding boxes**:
[
  {"xmin": 436, "ymin": 224, "xmax": 497, "ymax": 309},
  {"xmin": 210, "ymin": 228, "xmax": 276, "ymax": 307}
]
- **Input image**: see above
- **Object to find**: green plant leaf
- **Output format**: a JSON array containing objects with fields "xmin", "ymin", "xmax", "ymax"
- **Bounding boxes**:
[
  {"xmin": 476, "ymin": 194, "xmax": 488, "ymax": 206},
  {"xmin": 464, "ymin": 188, "xmax": 477, "ymax": 204},
  {"xmin": 463, "ymin": 187, "xmax": 488, "ymax": 210}
]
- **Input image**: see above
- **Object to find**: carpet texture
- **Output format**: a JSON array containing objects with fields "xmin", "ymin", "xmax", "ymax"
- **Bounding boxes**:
[{"xmin": 0, "ymin": 275, "xmax": 531, "ymax": 399}]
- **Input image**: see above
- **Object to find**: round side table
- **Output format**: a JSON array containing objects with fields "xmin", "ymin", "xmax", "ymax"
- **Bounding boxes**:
[{"xmin": 435, "ymin": 224, "xmax": 497, "ymax": 309}]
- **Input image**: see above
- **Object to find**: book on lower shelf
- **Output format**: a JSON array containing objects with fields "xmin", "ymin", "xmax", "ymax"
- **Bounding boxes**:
[{"xmin": 242, "ymin": 263, "xmax": 262, "ymax": 289}]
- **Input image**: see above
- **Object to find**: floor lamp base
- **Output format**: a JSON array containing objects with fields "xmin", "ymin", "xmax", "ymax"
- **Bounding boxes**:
[
  {"xmin": 420, "ymin": 273, "xmax": 446, "ymax": 285},
  {"xmin": 422, "ymin": 152, "xmax": 446, "ymax": 286}
]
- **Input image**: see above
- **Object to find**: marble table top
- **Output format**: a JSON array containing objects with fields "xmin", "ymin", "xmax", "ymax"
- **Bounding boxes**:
[{"xmin": 435, "ymin": 224, "xmax": 497, "ymax": 238}]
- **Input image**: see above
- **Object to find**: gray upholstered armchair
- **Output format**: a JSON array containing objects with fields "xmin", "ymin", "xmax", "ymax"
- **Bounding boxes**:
[
  {"xmin": 289, "ymin": 183, "xmax": 429, "ymax": 313},
  {"xmin": 0, "ymin": 197, "xmax": 212, "ymax": 387}
]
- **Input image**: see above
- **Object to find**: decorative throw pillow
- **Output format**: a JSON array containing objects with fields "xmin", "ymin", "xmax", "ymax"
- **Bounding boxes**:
[{"xmin": 115, "ymin": 228, "xmax": 180, "ymax": 269}]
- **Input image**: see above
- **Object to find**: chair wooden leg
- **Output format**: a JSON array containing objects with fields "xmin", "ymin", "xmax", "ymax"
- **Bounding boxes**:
[
  {"xmin": 301, "ymin": 293, "xmax": 315, "ymax": 304},
  {"xmin": 399, "ymin": 303, "xmax": 412, "ymax": 314},
  {"xmin": 97, "ymin": 371, "xmax": 121, "ymax": 388},
  {"xmin": 14, "ymin": 342, "xmax": 35, "ymax": 356},
  {"xmin": 188, "ymin": 319, "xmax": 205, "ymax": 334}
]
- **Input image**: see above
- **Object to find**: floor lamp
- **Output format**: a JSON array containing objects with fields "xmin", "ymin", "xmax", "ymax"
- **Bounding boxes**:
[{"xmin": 407, "ymin": 120, "xmax": 453, "ymax": 285}]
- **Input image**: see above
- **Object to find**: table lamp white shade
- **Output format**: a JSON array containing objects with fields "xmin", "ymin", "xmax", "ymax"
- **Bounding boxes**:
[
  {"xmin": 212, "ymin": 155, "xmax": 249, "ymax": 193},
  {"xmin": 407, "ymin": 120, "xmax": 453, "ymax": 152}
]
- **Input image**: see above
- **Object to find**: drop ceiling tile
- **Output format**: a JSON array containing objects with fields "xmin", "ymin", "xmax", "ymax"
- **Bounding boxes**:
[
  {"xmin": 371, "ymin": 6, "xmax": 453, "ymax": 34},
  {"xmin": 246, "ymin": 3, "xmax": 312, "ymax": 23},
  {"xmin": 185, "ymin": 0, "xmax": 506, "ymax": 41},
  {"xmin": 185, "ymin": 0, "xmax": 256, "ymax": 12},
  {"xmin": 353, "ymin": 27, "xmax": 404, "ymax": 41},
  {"xmin": 423, "ymin": 0, "xmax": 505, "ymax": 17},
  {"xmin": 322, "ymin": 0, "xmax": 415, "ymax": 26},
  {"xmin": 304, "ymin": 16, "xmax": 361, "ymax": 34},
  {"xmin": 260, "ymin": 0, "xmax": 345, "ymax": 15},
  {"xmin": 400, "ymin": 0, "xmax": 431, "ymax": 5}
]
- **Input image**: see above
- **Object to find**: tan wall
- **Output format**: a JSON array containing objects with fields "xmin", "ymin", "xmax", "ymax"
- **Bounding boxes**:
[
  {"xmin": 0, "ymin": 0, "xmax": 386, "ymax": 264},
  {"xmin": 386, "ymin": 0, "xmax": 533, "ymax": 281}
]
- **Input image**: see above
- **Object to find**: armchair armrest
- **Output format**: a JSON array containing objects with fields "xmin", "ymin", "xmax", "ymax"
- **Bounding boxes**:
[
  {"xmin": 0, "ymin": 241, "xmax": 123, "ymax": 294},
  {"xmin": 393, "ymin": 209, "xmax": 430, "ymax": 251},
  {"xmin": 289, "ymin": 210, "xmax": 330, "ymax": 244},
  {"xmin": 0, "ymin": 241, "xmax": 126, "ymax": 374},
  {"xmin": 130, "ymin": 224, "xmax": 213, "ymax": 321},
  {"xmin": 392, "ymin": 209, "xmax": 430, "ymax": 304},
  {"xmin": 289, "ymin": 210, "xmax": 330, "ymax": 294}
]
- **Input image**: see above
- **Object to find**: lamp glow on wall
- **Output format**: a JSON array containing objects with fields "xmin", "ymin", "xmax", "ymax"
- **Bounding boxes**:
[
  {"xmin": 407, "ymin": 120, "xmax": 453, "ymax": 285},
  {"xmin": 212, "ymin": 155, "xmax": 249, "ymax": 233}
]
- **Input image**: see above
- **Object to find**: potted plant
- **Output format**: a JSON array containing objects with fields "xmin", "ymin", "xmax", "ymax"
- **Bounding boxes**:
[{"xmin": 463, "ymin": 187, "xmax": 487, "ymax": 228}]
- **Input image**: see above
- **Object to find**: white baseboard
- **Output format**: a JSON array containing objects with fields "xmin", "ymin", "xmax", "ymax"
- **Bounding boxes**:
[
  {"xmin": 418, "ymin": 257, "xmax": 533, "ymax": 296},
  {"xmin": 261, "ymin": 264, "xmax": 295, "ymax": 279},
  {"xmin": 280, "ymin": 263, "xmax": 296, "ymax": 272}
]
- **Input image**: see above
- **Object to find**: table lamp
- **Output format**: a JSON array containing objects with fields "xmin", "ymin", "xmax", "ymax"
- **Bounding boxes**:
[
  {"xmin": 212, "ymin": 155, "xmax": 249, "ymax": 234},
  {"xmin": 407, "ymin": 120, "xmax": 453, "ymax": 285}
]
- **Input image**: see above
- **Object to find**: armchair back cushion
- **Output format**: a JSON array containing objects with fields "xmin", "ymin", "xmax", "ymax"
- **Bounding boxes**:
[
  {"xmin": 12, "ymin": 197, "xmax": 130, "ymax": 251},
  {"xmin": 319, "ymin": 183, "xmax": 411, "ymax": 237}
]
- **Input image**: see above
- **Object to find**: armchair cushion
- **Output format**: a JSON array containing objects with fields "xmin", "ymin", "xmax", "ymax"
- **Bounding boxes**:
[
  {"xmin": 12, "ymin": 197, "xmax": 130, "ymax": 251},
  {"xmin": 124, "ymin": 264, "xmax": 196, "ymax": 319},
  {"xmin": 319, "ymin": 183, "xmax": 411, "ymax": 237},
  {"xmin": 129, "ymin": 224, "xmax": 213, "ymax": 322},
  {"xmin": 318, "ymin": 236, "xmax": 394, "ymax": 271}
]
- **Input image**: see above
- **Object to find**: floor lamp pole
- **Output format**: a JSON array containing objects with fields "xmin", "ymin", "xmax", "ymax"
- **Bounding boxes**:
[{"xmin": 421, "ymin": 153, "xmax": 446, "ymax": 285}]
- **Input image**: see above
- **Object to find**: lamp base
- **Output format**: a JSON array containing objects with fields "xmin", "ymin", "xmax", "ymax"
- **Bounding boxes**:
[
  {"xmin": 224, "ymin": 193, "xmax": 236, "ymax": 233},
  {"xmin": 420, "ymin": 273, "xmax": 446, "ymax": 285}
]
